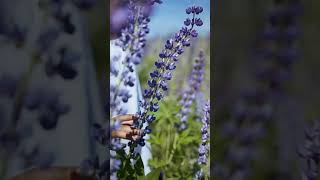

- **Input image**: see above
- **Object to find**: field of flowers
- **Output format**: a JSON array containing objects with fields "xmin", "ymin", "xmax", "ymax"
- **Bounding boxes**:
[
  {"xmin": 137, "ymin": 35, "xmax": 211, "ymax": 179},
  {"xmin": 107, "ymin": 1, "xmax": 211, "ymax": 179}
]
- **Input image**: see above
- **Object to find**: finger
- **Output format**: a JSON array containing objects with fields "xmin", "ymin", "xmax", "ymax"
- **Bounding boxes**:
[
  {"xmin": 111, "ymin": 130, "xmax": 130, "ymax": 140},
  {"xmin": 121, "ymin": 120, "xmax": 133, "ymax": 126},
  {"xmin": 111, "ymin": 130, "xmax": 141, "ymax": 141},
  {"xmin": 112, "ymin": 114, "xmax": 139, "ymax": 122},
  {"xmin": 131, "ymin": 135, "xmax": 141, "ymax": 141},
  {"xmin": 120, "ymin": 126, "xmax": 141, "ymax": 135}
]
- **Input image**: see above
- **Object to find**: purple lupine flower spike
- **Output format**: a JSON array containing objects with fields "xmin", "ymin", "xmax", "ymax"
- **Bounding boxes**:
[
  {"xmin": 110, "ymin": 0, "xmax": 161, "ymax": 116},
  {"xmin": 299, "ymin": 119, "xmax": 320, "ymax": 180},
  {"xmin": 177, "ymin": 50, "xmax": 206, "ymax": 130},
  {"xmin": 127, "ymin": 6, "xmax": 204, "ymax": 156},
  {"xmin": 194, "ymin": 100, "xmax": 210, "ymax": 180}
]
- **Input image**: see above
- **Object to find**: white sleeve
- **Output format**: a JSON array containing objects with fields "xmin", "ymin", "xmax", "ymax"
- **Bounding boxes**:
[{"xmin": 110, "ymin": 40, "xmax": 152, "ymax": 175}]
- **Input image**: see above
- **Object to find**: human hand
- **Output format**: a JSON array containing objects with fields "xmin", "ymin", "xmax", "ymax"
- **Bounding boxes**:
[{"xmin": 111, "ymin": 114, "xmax": 142, "ymax": 141}]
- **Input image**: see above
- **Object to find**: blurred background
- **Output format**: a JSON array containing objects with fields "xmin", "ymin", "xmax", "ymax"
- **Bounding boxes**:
[
  {"xmin": 213, "ymin": 0, "xmax": 320, "ymax": 179},
  {"xmin": 0, "ymin": 0, "xmax": 106, "ymax": 178}
]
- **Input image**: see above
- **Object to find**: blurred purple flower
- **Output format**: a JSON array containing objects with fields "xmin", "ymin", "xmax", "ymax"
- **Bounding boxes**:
[
  {"xmin": 177, "ymin": 51, "xmax": 206, "ymax": 130},
  {"xmin": 194, "ymin": 100, "xmax": 210, "ymax": 179},
  {"xmin": 110, "ymin": 0, "xmax": 161, "ymax": 117},
  {"xmin": 197, "ymin": 100, "xmax": 210, "ymax": 164},
  {"xmin": 216, "ymin": 0, "xmax": 303, "ymax": 179},
  {"xmin": 299, "ymin": 119, "xmax": 320, "ymax": 180}
]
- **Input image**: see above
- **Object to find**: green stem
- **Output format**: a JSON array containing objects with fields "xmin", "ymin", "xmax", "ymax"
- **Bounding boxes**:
[{"xmin": 167, "ymin": 133, "xmax": 177, "ymax": 163}]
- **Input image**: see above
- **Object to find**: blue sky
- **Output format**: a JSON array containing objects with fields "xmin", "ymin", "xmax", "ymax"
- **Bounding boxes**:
[{"xmin": 147, "ymin": 0, "xmax": 210, "ymax": 38}]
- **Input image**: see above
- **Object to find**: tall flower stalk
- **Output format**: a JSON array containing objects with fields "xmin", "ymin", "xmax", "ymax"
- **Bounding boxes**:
[
  {"xmin": 127, "ymin": 6, "xmax": 204, "ymax": 157},
  {"xmin": 176, "ymin": 50, "xmax": 206, "ymax": 130},
  {"xmin": 194, "ymin": 100, "xmax": 210, "ymax": 180},
  {"xmin": 108, "ymin": 1, "xmax": 162, "ymax": 178},
  {"xmin": 110, "ymin": 0, "xmax": 161, "ymax": 116}
]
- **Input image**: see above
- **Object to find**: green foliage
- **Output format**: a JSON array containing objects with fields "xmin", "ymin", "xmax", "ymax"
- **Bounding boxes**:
[
  {"xmin": 148, "ymin": 98, "xmax": 202, "ymax": 179},
  {"xmin": 137, "ymin": 168, "xmax": 162, "ymax": 180},
  {"xmin": 116, "ymin": 150, "xmax": 145, "ymax": 180}
]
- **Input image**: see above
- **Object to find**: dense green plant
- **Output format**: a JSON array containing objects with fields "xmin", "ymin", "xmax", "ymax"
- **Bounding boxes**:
[
  {"xmin": 116, "ymin": 149, "xmax": 162, "ymax": 179},
  {"xmin": 148, "ymin": 98, "xmax": 203, "ymax": 179}
]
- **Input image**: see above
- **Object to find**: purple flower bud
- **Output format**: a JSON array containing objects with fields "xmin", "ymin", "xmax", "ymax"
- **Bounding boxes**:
[
  {"xmin": 181, "ymin": 116, "xmax": 188, "ymax": 123},
  {"xmin": 144, "ymin": 127, "xmax": 152, "ymax": 134},
  {"xmin": 180, "ymin": 27, "xmax": 189, "ymax": 35},
  {"xmin": 148, "ymin": 79, "xmax": 157, "ymax": 88},
  {"xmin": 163, "ymin": 71, "xmax": 172, "ymax": 80},
  {"xmin": 147, "ymin": 114, "xmax": 156, "ymax": 123},
  {"xmin": 195, "ymin": 6, "xmax": 203, "ymax": 14},
  {"xmin": 184, "ymin": 18, "xmax": 191, "ymax": 26},
  {"xmin": 186, "ymin": 7, "xmax": 192, "ymax": 14},
  {"xmin": 182, "ymin": 38, "xmax": 191, "ymax": 47},
  {"xmin": 118, "ymin": 89, "xmax": 132, "ymax": 103},
  {"xmin": 150, "ymin": 70, "xmax": 160, "ymax": 78},
  {"xmin": 155, "ymin": 91, "xmax": 162, "ymax": 100},
  {"xmin": 195, "ymin": 18, "xmax": 203, "ymax": 26},
  {"xmin": 139, "ymin": 139, "xmax": 145, "ymax": 146},
  {"xmin": 191, "ymin": 6, "xmax": 197, "ymax": 14},
  {"xmin": 38, "ymin": 109, "xmax": 58, "ymax": 130},
  {"xmin": 155, "ymin": 60, "xmax": 165, "ymax": 68},
  {"xmin": 159, "ymin": 80, "xmax": 168, "ymax": 91},
  {"xmin": 159, "ymin": 51, "xmax": 167, "ymax": 58},
  {"xmin": 150, "ymin": 102, "xmax": 159, "ymax": 112},
  {"xmin": 37, "ymin": 28, "xmax": 60, "ymax": 52},
  {"xmin": 171, "ymin": 53, "xmax": 179, "ymax": 61},
  {"xmin": 175, "ymin": 33, "xmax": 182, "ymax": 42},
  {"xmin": 165, "ymin": 39, "xmax": 174, "ymax": 49},
  {"xmin": 166, "ymin": 62, "xmax": 176, "ymax": 70},
  {"xmin": 177, "ymin": 47, "xmax": 184, "ymax": 55},
  {"xmin": 124, "ymin": 76, "xmax": 135, "ymax": 87},
  {"xmin": 191, "ymin": 30, "xmax": 198, "ymax": 37},
  {"xmin": 199, "ymin": 144, "xmax": 207, "ymax": 155}
]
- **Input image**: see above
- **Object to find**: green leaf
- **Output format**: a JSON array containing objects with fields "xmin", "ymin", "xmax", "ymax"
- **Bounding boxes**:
[
  {"xmin": 117, "ymin": 158, "xmax": 127, "ymax": 179},
  {"xmin": 125, "ymin": 158, "xmax": 135, "ymax": 175},
  {"xmin": 116, "ymin": 148, "xmax": 127, "ymax": 160},
  {"xmin": 137, "ymin": 176, "xmax": 146, "ymax": 180},
  {"xmin": 180, "ymin": 136, "xmax": 200, "ymax": 145},
  {"xmin": 134, "ymin": 154, "xmax": 145, "ymax": 176},
  {"xmin": 148, "ymin": 135, "xmax": 162, "ymax": 145},
  {"xmin": 146, "ymin": 168, "xmax": 161, "ymax": 180},
  {"xmin": 137, "ymin": 168, "xmax": 162, "ymax": 180}
]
